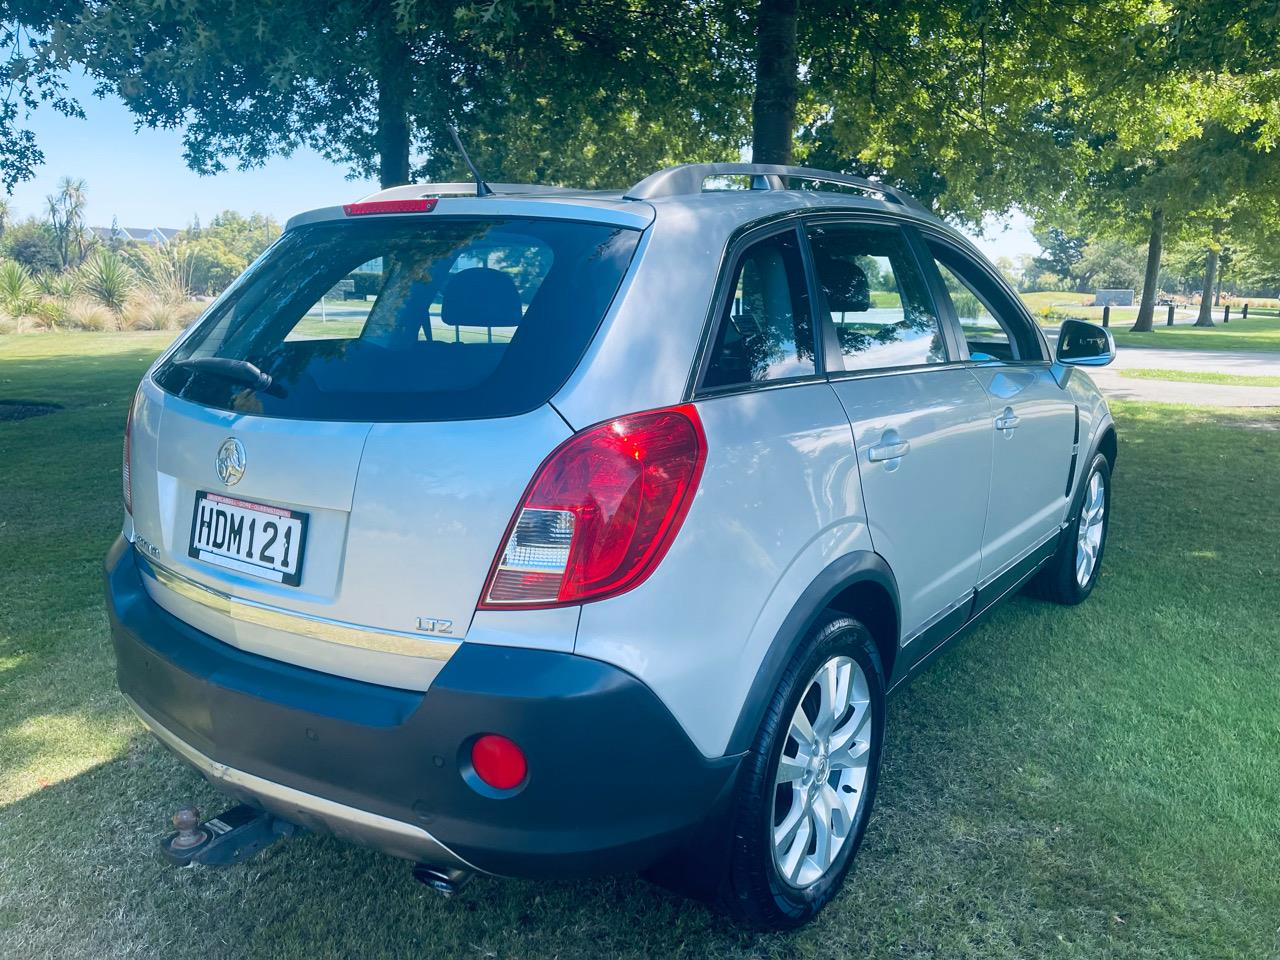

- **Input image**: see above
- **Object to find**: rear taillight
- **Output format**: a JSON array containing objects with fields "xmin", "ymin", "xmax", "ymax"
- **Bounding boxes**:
[
  {"xmin": 122, "ymin": 390, "xmax": 137, "ymax": 515},
  {"xmin": 479, "ymin": 405, "xmax": 707, "ymax": 609}
]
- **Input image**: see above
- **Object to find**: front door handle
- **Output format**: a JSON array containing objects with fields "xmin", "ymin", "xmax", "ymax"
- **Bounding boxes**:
[
  {"xmin": 868, "ymin": 429, "xmax": 911, "ymax": 463},
  {"xmin": 994, "ymin": 406, "xmax": 1021, "ymax": 432}
]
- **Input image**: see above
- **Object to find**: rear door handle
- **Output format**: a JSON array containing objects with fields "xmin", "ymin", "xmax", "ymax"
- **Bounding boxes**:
[
  {"xmin": 994, "ymin": 406, "xmax": 1021, "ymax": 432},
  {"xmin": 868, "ymin": 430, "xmax": 911, "ymax": 463}
]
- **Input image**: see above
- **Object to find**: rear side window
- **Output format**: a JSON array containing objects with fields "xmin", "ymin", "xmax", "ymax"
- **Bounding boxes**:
[
  {"xmin": 154, "ymin": 218, "xmax": 640, "ymax": 421},
  {"xmin": 701, "ymin": 230, "xmax": 816, "ymax": 391},
  {"xmin": 806, "ymin": 223, "xmax": 948, "ymax": 373}
]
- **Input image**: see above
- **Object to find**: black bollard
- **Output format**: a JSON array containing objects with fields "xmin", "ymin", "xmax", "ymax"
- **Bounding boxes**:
[
  {"xmin": 1167, "ymin": 304, "xmax": 1175, "ymax": 326},
  {"xmin": 1224, "ymin": 305, "xmax": 1230, "ymax": 324},
  {"xmin": 1242, "ymin": 303, "xmax": 1249, "ymax": 319},
  {"xmin": 1102, "ymin": 305, "xmax": 1110, "ymax": 328}
]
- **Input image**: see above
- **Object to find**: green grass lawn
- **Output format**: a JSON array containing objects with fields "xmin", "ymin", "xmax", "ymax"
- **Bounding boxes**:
[
  {"xmin": 1110, "ymin": 315, "xmax": 1280, "ymax": 353},
  {"xmin": 2, "ymin": 333, "xmax": 1279, "ymax": 959},
  {"xmin": 1017, "ymin": 291, "xmax": 1280, "ymax": 352},
  {"xmin": 1120, "ymin": 368, "xmax": 1280, "ymax": 388}
]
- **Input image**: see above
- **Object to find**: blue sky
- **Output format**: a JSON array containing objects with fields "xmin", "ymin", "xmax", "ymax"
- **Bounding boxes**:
[{"xmin": 7, "ymin": 72, "xmax": 1039, "ymax": 260}]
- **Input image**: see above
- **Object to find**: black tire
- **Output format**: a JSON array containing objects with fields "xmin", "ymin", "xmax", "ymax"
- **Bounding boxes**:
[
  {"xmin": 716, "ymin": 613, "xmax": 886, "ymax": 929},
  {"xmin": 1030, "ymin": 452, "xmax": 1112, "ymax": 605}
]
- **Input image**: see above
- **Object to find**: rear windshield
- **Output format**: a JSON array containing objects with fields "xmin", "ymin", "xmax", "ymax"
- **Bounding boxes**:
[{"xmin": 154, "ymin": 217, "xmax": 641, "ymax": 421}]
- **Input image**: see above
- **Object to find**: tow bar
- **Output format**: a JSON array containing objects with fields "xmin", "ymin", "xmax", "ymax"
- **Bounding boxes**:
[{"xmin": 161, "ymin": 804, "xmax": 299, "ymax": 867}]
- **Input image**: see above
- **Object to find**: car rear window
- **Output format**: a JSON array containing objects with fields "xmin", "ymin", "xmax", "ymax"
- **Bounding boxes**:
[{"xmin": 154, "ymin": 217, "xmax": 641, "ymax": 421}]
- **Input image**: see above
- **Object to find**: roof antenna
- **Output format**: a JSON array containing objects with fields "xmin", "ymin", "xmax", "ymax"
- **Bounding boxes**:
[{"xmin": 447, "ymin": 125, "xmax": 493, "ymax": 197}]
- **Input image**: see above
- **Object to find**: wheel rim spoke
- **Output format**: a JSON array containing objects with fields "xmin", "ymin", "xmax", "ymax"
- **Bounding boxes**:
[
  {"xmin": 790, "ymin": 707, "xmax": 817, "ymax": 748},
  {"xmin": 775, "ymin": 753, "xmax": 808, "ymax": 785}
]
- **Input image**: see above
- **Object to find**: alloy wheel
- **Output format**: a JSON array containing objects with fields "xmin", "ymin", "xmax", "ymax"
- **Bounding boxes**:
[
  {"xmin": 1075, "ymin": 468, "xmax": 1107, "ymax": 587},
  {"xmin": 770, "ymin": 655, "xmax": 873, "ymax": 888}
]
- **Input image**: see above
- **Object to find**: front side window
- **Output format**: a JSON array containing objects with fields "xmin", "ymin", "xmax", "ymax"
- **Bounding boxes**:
[
  {"xmin": 929, "ymin": 243, "xmax": 1044, "ymax": 362},
  {"xmin": 806, "ymin": 223, "xmax": 948, "ymax": 373},
  {"xmin": 935, "ymin": 261, "xmax": 1016, "ymax": 361},
  {"xmin": 154, "ymin": 217, "xmax": 640, "ymax": 421},
  {"xmin": 701, "ymin": 230, "xmax": 817, "ymax": 391}
]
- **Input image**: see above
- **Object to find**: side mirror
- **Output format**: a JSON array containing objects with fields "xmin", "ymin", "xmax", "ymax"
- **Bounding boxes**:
[{"xmin": 1056, "ymin": 319, "xmax": 1115, "ymax": 366}]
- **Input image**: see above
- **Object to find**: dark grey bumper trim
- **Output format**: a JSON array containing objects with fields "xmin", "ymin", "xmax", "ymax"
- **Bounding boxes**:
[{"xmin": 123, "ymin": 693, "xmax": 480, "ymax": 872}]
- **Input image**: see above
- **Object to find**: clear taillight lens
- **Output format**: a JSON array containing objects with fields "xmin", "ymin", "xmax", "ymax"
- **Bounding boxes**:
[
  {"xmin": 122, "ymin": 390, "xmax": 137, "ymax": 515},
  {"xmin": 479, "ymin": 405, "xmax": 707, "ymax": 608}
]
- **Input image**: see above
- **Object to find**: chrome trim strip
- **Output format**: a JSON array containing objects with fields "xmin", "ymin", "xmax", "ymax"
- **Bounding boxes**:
[
  {"xmin": 135, "ymin": 548, "xmax": 459, "ymax": 662},
  {"xmin": 123, "ymin": 694, "xmax": 478, "ymax": 871}
]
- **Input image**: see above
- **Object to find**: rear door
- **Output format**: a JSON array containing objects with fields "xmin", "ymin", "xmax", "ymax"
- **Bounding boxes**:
[
  {"xmin": 130, "ymin": 212, "xmax": 640, "ymax": 688},
  {"xmin": 807, "ymin": 220, "xmax": 993, "ymax": 651},
  {"xmin": 925, "ymin": 239, "xmax": 1077, "ymax": 602}
]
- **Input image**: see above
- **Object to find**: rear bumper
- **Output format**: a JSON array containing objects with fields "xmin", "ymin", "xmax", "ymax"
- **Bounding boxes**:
[{"xmin": 105, "ymin": 536, "xmax": 741, "ymax": 878}]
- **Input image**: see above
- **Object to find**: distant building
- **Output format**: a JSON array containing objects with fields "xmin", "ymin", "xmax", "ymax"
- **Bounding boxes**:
[
  {"xmin": 91, "ymin": 225, "xmax": 182, "ymax": 246},
  {"xmin": 1094, "ymin": 288, "xmax": 1134, "ymax": 307}
]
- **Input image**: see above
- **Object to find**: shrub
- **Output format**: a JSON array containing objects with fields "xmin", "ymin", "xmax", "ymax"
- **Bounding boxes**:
[
  {"xmin": 78, "ymin": 250, "xmax": 136, "ymax": 313},
  {"xmin": 35, "ymin": 271, "xmax": 81, "ymax": 301},
  {"xmin": 30, "ymin": 296, "xmax": 69, "ymax": 328},
  {"xmin": 63, "ymin": 297, "xmax": 114, "ymax": 332},
  {"xmin": 0, "ymin": 259, "xmax": 39, "ymax": 317},
  {"xmin": 119, "ymin": 291, "xmax": 205, "ymax": 331},
  {"xmin": 129, "ymin": 242, "xmax": 194, "ymax": 305}
]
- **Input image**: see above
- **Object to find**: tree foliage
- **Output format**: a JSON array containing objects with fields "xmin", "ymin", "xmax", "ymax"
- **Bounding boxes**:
[{"xmin": 4, "ymin": 0, "xmax": 749, "ymax": 191}]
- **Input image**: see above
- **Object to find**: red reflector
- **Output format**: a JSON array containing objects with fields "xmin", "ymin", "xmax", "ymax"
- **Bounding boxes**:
[
  {"xmin": 342, "ymin": 198, "xmax": 439, "ymax": 216},
  {"xmin": 480, "ymin": 404, "xmax": 707, "ymax": 609},
  {"xmin": 470, "ymin": 734, "xmax": 527, "ymax": 791}
]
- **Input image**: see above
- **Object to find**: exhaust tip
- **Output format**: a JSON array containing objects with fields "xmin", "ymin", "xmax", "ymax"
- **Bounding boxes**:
[{"xmin": 412, "ymin": 862, "xmax": 472, "ymax": 896}]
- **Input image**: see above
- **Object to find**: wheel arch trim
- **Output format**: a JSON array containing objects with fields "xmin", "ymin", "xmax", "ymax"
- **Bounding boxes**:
[{"xmin": 725, "ymin": 551, "xmax": 899, "ymax": 756}]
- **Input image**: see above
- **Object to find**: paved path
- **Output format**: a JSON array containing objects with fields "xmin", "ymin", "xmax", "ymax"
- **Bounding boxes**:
[
  {"xmin": 1092, "ymin": 345, "xmax": 1280, "ymax": 406},
  {"xmin": 1039, "ymin": 328, "xmax": 1280, "ymax": 406}
]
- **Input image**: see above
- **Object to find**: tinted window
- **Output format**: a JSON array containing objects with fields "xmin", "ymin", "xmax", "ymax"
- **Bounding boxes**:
[
  {"xmin": 929, "ymin": 243, "xmax": 1043, "ymax": 362},
  {"xmin": 702, "ymin": 230, "xmax": 816, "ymax": 390},
  {"xmin": 154, "ymin": 218, "xmax": 640, "ymax": 421},
  {"xmin": 806, "ymin": 223, "xmax": 947, "ymax": 372},
  {"xmin": 936, "ymin": 261, "xmax": 1016, "ymax": 361}
]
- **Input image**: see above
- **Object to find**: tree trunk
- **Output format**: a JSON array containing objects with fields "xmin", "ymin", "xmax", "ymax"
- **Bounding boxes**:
[
  {"xmin": 1130, "ymin": 207, "xmax": 1163, "ymax": 332},
  {"xmin": 1194, "ymin": 244, "xmax": 1218, "ymax": 327},
  {"xmin": 750, "ymin": 0, "xmax": 799, "ymax": 165},
  {"xmin": 375, "ymin": 12, "xmax": 412, "ymax": 188}
]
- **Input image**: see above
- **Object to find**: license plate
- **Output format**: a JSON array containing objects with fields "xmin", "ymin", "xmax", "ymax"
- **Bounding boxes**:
[{"xmin": 188, "ymin": 491, "xmax": 308, "ymax": 586}]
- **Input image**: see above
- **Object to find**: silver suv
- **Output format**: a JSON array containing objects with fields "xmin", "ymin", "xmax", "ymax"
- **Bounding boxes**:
[{"xmin": 107, "ymin": 163, "xmax": 1117, "ymax": 928}]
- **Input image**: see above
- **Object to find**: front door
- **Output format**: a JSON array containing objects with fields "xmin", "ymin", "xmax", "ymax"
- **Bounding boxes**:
[{"xmin": 927, "ymin": 241, "xmax": 1078, "ymax": 599}]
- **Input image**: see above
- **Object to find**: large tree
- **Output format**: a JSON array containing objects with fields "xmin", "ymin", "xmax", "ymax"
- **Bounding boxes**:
[{"xmin": 1, "ymin": 1, "xmax": 750, "ymax": 192}]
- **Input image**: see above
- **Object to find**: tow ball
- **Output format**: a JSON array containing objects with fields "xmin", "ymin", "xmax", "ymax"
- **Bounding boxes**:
[{"xmin": 161, "ymin": 803, "xmax": 299, "ymax": 867}]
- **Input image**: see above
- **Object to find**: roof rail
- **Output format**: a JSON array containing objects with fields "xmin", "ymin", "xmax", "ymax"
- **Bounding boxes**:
[
  {"xmin": 624, "ymin": 163, "xmax": 926, "ymax": 210},
  {"xmin": 352, "ymin": 182, "xmax": 580, "ymax": 203}
]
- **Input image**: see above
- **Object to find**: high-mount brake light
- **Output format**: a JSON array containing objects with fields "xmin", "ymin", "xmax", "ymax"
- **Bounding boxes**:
[
  {"xmin": 342, "ymin": 198, "xmax": 439, "ymax": 216},
  {"xmin": 480, "ymin": 405, "xmax": 707, "ymax": 609}
]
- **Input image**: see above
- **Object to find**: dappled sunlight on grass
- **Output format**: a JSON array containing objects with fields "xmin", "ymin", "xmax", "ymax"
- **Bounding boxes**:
[{"xmin": 0, "ymin": 709, "xmax": 138, "ymax": 807}]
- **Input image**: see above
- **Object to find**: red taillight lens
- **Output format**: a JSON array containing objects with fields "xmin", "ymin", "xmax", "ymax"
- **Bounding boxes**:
[
  {"xmin": 342, "ymin": 198, "xmax": 438, "ymax": 216},
  {"xmin": 480, "ymin": 405, "xmax": 707, "ymax": 608},
  {"xmin": 122, "ymin": 391, "xmax": 137, "ymax": 515},
  {"xmin": 470, "ymin": 734, "xmax": 527, "ymax": 791}
]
